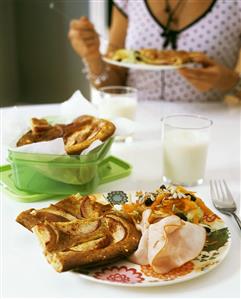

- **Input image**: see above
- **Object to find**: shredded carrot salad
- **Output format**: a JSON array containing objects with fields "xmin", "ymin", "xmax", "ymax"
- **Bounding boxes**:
[{"xmin": 122, "ymin": 185, "xmax": 213, "ymax": 225}]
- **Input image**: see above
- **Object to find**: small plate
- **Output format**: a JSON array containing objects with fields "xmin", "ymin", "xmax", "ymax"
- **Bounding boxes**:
[
  {"xmin": 73, "ymin": 191, "xmax": 231, "ymax": 287},
  {"xmin": 103, "ymin": 57, "xmax": 192, "ymax": 71}
]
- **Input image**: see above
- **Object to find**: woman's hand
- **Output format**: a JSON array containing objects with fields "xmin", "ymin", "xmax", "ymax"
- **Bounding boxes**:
[
  {"xmin": 179, "ymin": 53, "xmax": 239, "ymax": 93},
  {"xmin": 68, "ymin": 16, "xmax": 100, "ymax": 61}
]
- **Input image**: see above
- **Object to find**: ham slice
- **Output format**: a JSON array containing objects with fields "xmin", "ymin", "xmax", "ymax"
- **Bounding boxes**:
[
  {"xmin": 130, "ymin": 214, "xmax": 206, "ymax": 274},
  {"xmin": 129, "ymin": 209, "xmax": 151, "ymax": 265}
]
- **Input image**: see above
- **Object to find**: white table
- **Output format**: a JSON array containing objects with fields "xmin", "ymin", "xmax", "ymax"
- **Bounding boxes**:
[{"xmin": 1, "ymin": 101, "xmax": 240, "ymax": 298}]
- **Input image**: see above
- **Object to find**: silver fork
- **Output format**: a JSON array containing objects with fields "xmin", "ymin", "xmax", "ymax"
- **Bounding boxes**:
[{"xmin": 210, "ymin": 179, "xmax": 241, "ymax": 230}]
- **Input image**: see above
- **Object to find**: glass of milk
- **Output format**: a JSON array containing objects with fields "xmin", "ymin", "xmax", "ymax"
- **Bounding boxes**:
[
  {"xmin": 161, "ymin": 114, "xmax": 213, "ymax": 186},
  {"xmin": 97, "ymin": 86, "xmax": 138, "ymax": 120}
]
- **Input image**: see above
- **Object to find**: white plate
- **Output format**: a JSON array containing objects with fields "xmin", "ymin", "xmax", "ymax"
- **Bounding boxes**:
[
  {"xmin": 73, "ymin": 191, "xmax": 231, "ymax": 287},
  {"xmin": 103, "ymin": 57, "xmax": 192, "ymax": 71}
]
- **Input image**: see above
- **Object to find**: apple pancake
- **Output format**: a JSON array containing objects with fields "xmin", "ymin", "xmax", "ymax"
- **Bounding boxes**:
[{"xmin": 16, "ymin": 194, "xmax": 141, "ymax": 272}]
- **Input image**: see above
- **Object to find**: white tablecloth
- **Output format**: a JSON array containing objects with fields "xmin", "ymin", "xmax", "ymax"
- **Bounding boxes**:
[{"xmin": 1, "ymin": 101, "xmax": 240, "ymax": 298}]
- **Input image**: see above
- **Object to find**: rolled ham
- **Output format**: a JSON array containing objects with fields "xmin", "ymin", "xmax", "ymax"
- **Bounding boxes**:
[
  {"xmin": 129, "ymin": 209, "xmax": 152, "ymax": 265},
  {"xmin": 130, "ymin": 214, "xmax": 206, "ymax": 274}
]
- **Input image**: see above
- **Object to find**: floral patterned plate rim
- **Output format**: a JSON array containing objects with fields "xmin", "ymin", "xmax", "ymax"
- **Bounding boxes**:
[{"xmin": 73, "ymin": 191, "xmax": 231, "ymax": 287}]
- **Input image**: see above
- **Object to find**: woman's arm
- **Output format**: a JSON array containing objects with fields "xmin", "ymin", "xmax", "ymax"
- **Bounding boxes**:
[
  {"xmin": 178, "ymin": 50, "xmax": 241, "ymax": 105},
  {"xmin": 68, "ymin": 6, "xmax": 128, "ymax": 88}
]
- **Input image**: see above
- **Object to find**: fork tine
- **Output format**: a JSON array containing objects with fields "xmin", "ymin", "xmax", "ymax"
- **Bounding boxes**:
[
  {"xmin": 210, "ymin": 180, "xmax": 220, "ymax": 206},
  {"xmin": 223, "ymin": 180, "xmax": 235, "ymax": 204},
  {"xmin": 210, "ymin": 180, "xmax": 241, "ymax": 230},
  {"xmin": 218, "ymin": 179, "xmax": 227, "ymax": 201},
  {"xmin": 210, "ymin": 180, "xmax": 216, "ymax": 200},
  {"xmin": 214, "ymin": 180, "xmax": 222, "ymax": 201}
]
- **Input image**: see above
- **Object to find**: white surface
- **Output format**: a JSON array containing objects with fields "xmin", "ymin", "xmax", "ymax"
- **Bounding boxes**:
[
  {"xmin": 1, "ymin": 101, "xmax": 241, "ymax": 298},
  {"xmin": 103, "ymin": 57, "xmax": 192, "ymax": 71}
]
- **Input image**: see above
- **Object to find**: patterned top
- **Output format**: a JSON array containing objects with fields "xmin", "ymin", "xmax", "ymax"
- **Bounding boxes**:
[{"xmin": 113, "ymin": 0, "xmax": 241, "ymax": 102}]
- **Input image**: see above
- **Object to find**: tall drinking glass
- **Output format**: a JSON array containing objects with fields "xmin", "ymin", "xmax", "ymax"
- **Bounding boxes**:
[
  {"xmin": 97, "ymin": 86, "xmax": 138, "ymax": 120},
  {"xmin": 161, "ymin": 114, "xmax": 213, "ymax": 186}
]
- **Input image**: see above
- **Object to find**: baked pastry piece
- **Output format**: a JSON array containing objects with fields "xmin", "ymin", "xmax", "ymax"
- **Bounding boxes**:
[
  {"xmin": 16, "ymin": 115, "xmax": 116, "ymax": 154},
  {"xmin": 138, "ymin": 49, "xmax": 196, "ymax": 65},
  {"xmin": 64, "ymin": 115, "xmax": 116, "ymax": 155},
  {"xmin": 16, "ymin": 194, "xmax": 141, "ymax": 272},
  {"xmin": 16, "ymin": 118, "xmax": 63, "ymax": 147},
  {"xmin": 17, "ymin": 194, "xmax": 113, "ymax": 231}
]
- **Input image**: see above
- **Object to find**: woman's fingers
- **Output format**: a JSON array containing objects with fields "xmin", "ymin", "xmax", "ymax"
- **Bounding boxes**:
[
  {"xmin": 80, "ymin": 29, "xmax": 98, "ymax": 38},
  {"xmin": 179, "ymin": 52, "xmax": 239, "ymax": 93},
  {"xmin": 68, "ymin": 30, "xmax": 98, "ymax": 45},
  {"xmin": 69, "ymin": 17, "xmax": 97, "ymax": 43},
  {"xmin": 179, "ymin": 67, "xmax": 216, "ymax": 91},
  {"xmin": 179, "ymin": 67, "xmax": 217, "ymax": 79},
  {"xmin": 70, "ymin": 17, "xmax": 94, "ymax": 31},
  {"xmin": 190, "ymin": 53, "xmax": 215, "ymax": 67},
  {"xmin": 184, "ymin": 78, "xmax": 212, "ymax": 92},
  {"xmin": 68, "ymin": 29, "xmax": 78, "ymax": 39},
  {"xmin": 68, "ymin": 16, "xmax": 100, "ymax": 59},
  {"xmin": 179, "ymin": 66, "xmax": 213, "ymax": 75}
]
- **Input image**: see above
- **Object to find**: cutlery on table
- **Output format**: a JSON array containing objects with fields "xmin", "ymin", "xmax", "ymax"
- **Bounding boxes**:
[{"xmin": 210, "ymin": 179, "xmax": 241, "ymax": 230}]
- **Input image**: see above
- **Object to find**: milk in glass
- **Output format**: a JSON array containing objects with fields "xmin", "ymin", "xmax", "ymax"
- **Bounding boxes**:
[
  {"xmin": 98, "ymin": 86, "xmax": 138, "ymax": 121},
  {"xmin": 161, "ymin": 114, "xmax": 212, "ymax": 186},
  {"xmin": 99, "ymin": 95, "xmax": 137, "ymax": 120}
]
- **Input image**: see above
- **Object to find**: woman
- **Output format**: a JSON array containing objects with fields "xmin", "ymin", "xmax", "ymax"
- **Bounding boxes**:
[{"xmin": 68, "ymin": 0, "xmax": 241, "ymax": 102}]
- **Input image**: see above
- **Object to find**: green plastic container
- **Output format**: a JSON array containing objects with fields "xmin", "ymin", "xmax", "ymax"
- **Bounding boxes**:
[{"xmin": 5, "ymin": 138, "xmax": 132, "ymax": 197}]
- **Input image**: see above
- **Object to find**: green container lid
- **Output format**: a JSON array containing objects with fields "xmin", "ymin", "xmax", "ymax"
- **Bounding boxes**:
[
  {"xmin": 0, "ymin": 165, "xmax": 55, "ymax": 202},
  {"xmin": 0, "ymin": 156, "xmax": 132, "ymax": 202}
]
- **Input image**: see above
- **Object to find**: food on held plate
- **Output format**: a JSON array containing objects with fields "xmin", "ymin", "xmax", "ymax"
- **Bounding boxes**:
[
  {"xmin": 138, "ymin": 49, "xmax": 198, "ymax": 65},
  {"xmin": 107, "ymin": 48, "xmax": 199, "ymax": 66},
  {"xmin": 109, "ymin": 49, "xmax": 138, "ymax": 64},
  {"xmin": 16, "ymin": 115, "xmax": 116, "ymax": 155}
]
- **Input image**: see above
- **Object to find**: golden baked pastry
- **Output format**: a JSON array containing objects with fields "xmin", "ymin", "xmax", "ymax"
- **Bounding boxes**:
[
  {"xmin": 64, "ymin": 115, "xmax": 116, "ymax": 155},
  {"xmin": 31, "ymin": 118, "xmax": 52, "ymax": 134},
  {"xmin": 138, "ymin": 49, "xmax": 195, "ymax": 65},
  {"xmin": 16, "ymin": 118, "xmax": 63, "ymax": 147},
  {"xmin": 16, "ymin": 115, "xmax": 116, "ymax": 154},
  {"xmin": 16, "ymin": 194, "xmax": 141, "ymax": 272}
]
